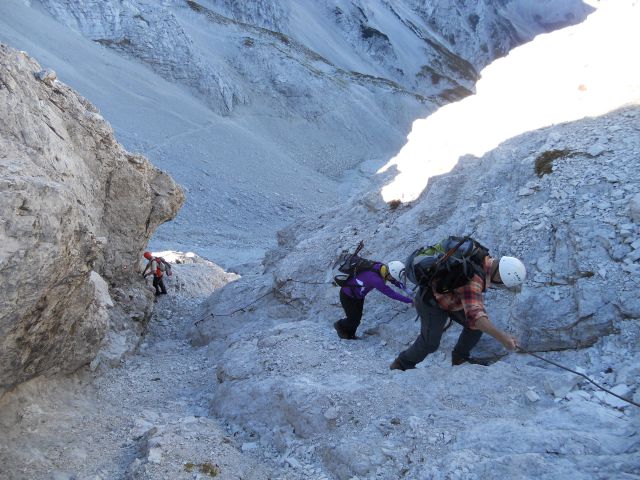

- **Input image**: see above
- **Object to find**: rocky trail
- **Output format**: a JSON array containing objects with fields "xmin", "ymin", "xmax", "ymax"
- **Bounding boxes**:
[
  {"xmin": 0, "ymin": 284, "xmax": 292, "ymax": 480},
  {"xmin": 3, "ymin": 271, "xmax": 640, "ymax": 480}
]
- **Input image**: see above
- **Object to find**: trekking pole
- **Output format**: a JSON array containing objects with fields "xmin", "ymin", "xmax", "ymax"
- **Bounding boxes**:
[
  {"xmin": 516, "ymin": 346, "xmax": 640, "ymax": 408},
  {"xmin": 331, "ymin": 240, "xmax": 364, "ymax": 271}
]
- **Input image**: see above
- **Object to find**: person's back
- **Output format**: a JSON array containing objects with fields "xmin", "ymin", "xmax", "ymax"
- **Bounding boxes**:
[
  {"xmin": 391, "ymin": 252, "xmax": 526, "ymax": 370},
  {"xmin": 341, "ymin": 265, "xmax": 411, "ymax": 303},
  {"xmin": 334, "ymin": 260, "xmax": 412, "ymax": 340},
  {"xmin": 142, "ymin": 251, "xmax": 168, "ymax": 295}
]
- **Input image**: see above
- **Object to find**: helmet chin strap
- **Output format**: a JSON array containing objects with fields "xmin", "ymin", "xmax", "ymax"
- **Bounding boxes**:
[{"xmin": 490, "ymin": 257, "xmax": 502, "ymax": 284}]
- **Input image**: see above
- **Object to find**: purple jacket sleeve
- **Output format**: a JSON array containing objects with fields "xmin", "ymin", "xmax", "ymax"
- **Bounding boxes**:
[{"xmin": 370, "ymin": 275, "xmax": 413, "ymax": 303}]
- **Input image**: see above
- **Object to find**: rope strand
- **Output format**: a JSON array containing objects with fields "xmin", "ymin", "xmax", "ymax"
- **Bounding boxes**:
[
  {"xmin": 193, "ymin": 289, "xmax": 274, "ymax": 326},
  {"xmin": 193, "ymin": 277, "xmax": 325, "ymax": 326},
  {"xmin": 516, "ymin": 347, "xmax": 640, "ymax": 408}
]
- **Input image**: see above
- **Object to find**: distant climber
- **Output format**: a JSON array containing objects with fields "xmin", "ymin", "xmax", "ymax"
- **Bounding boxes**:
[
  {"xmin": 334, "ymin": 259, "xmax": 413, "ymax": 340},
  {"xmin": 390, "ymin": 244, "xmax": 526, "ymax": 370},
  {"xmin": 142, "ymin": 251, "xmax": 171, "ymax": 296}
]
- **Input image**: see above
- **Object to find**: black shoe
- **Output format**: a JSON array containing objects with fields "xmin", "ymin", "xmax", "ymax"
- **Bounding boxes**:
[
  {"xmin": 333, "ymin": 321, "xmax": 357, "ymax": 340},
  {"xmin": 452, "ymin": 351, "xmax": 491, "ymax": 366},
  {"xmin": 154, "ymin": 291, "xmax": 162, "ymax": 296},
  {"xmin": 451, "ymin": 351, "xmax": 468, "ymax": 365},
  {"xmin": 389, "ymin": 358, "xmax": 406, "ymax": 371},
  {"xmin": 469, "ymin": 357, "xmax": 491, "ymax": 366}
]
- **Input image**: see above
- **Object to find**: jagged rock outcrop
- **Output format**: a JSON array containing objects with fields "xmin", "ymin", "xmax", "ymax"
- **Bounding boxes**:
[
  {"xmin": 0, "ymin": 44, "xmax": 184, "ymax": 396},
  {"xmin": 37, "ymin": 0, "xmax": 247, "ymax": 115},
  {"xmin": 35, "ymin": 0, "xmax": 591, "ymax": 113}
]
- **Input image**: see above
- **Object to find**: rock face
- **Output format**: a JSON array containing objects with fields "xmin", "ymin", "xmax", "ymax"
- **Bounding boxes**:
[
  {"xmin": 190, "ymin": 105, "xmax": 640, "ymax": 480},
  {"xmin": 0, "ymin": 44, "xmax": 184, "ymax": 396},
  {"xmin": 262, "ymin": 106, "xmax": 640, "ymax": 352}
]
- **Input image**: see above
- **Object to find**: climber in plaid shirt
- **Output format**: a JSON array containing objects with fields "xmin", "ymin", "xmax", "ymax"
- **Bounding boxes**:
[{"xmin": 390, "ymin": 254, "xmax": 526, "ymax": 371}]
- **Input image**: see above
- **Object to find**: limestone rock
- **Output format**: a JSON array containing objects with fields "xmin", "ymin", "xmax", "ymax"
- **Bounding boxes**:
[
  {"xmin": 35, "ymin": 68, "xmax": 57, "ymax": 86},
  {"xmin": 0, "ymin": 44, "xmax": 184, "ymax": 395},
  {"xmin": 630, "ymin": 193, "xmax": 640, "ymax": 224}
]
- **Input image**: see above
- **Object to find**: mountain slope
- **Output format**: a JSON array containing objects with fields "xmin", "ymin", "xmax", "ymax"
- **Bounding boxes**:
[
  {"xmin": 182, "ymin": 0, "xmax": 592, "ymax": 99},
  {"xmin": 193, "ymin": 103, "xmax": 640, "ymax": 480},
  {"xmin": 0, "ymin": 0, "xmax": 589, "ymax": 269},
  {"xmin": 3, "ymin": 1, "xmax": 637, "ymax": 479},
  {"xmin": 189, "ymin": 3, "xmax": 640, "ymax": 477}
]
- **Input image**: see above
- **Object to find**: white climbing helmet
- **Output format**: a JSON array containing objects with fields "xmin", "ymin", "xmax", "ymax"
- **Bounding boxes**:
[
  {"xmin": 387, "ymin": 261, "xmax": 406, "ymax": 283},
  {"xmin": 498, "ymin": 256, "xmax": 527, "ymax": 288}
]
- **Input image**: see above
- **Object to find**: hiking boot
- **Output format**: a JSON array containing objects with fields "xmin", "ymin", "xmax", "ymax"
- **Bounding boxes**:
[
  {"xmin": 452, "ymin": 351, "xmax": 490, "ymax": 366},
  {"xmin": 333, "ymin": 321, "xmax": 357, "ymax": 340},
  {"xmin": 389, "ymin": 358, "xmax": 406, "ymax": 371},
  {"xmin": 466, "ymin": 357, "xmax": 492, "ymax": 366},
  {"xmin": 451, "ymin": 351, "xmax": 468, "ymax": 365}
]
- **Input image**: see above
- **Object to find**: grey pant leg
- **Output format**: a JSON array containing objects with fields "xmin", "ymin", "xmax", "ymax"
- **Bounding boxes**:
[
  {"xmin": 453, "ymin": 330, "xmax": 483, "ymax": 357},
  {"xmin": 398, "ymin": 297, "xmax": 449, "ymax": 368},
  {"xmin": 449, "ymin": 311, "xmax": 483, "ymax": 357}
]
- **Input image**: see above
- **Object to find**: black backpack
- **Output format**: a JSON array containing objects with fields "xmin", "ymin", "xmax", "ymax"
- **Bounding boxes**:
[
  {"xmin": 332, "ymin": 241, "xmax": 383, "ymax": 287},
  {"xmin": 405, "ymin": 236, "xmax": 489, "ymax": 293}
]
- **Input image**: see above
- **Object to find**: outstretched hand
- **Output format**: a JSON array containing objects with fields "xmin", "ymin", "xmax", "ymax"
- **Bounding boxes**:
[{"xmin": 502, "ymin": 334, "xmax": 518, "ymax": 351}]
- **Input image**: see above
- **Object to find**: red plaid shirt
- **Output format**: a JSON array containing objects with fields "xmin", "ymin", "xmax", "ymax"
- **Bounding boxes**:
[{"xmin": 433, "ymin": 256, "xmax": 495, "ymax": 328}]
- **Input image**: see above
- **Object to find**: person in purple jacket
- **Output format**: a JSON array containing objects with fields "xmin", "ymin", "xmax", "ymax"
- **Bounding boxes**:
[{"xmin": 334, "ymin": 260, "xmax": 413, "ymax": 340}]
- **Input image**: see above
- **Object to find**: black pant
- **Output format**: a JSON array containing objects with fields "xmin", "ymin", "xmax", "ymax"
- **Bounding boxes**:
[
  {"xmin": 398, "ymin": 289, "xmax": 482, "ymax": 369},
  {"xmin": 153, "ymin": 275, "xmax": 167, "ymax": 294},
  {"xmin": 336, "ymin": 290, "xmax": 364, "ymax": 337}
]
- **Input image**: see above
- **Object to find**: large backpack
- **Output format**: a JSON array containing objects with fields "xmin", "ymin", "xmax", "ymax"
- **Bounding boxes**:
[
  {"xmin": 332, "ymin": 241, "xmax": 383, "ymax": 287},
  {"xmin": 405, "ymin": 236, "xmax": 489, "ymax": 293},
  {"xmin": 154, "ymin": 256, "xmax": 173, "ymax": 277}
]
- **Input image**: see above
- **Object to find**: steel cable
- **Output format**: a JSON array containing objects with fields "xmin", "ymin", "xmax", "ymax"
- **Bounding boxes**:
[{"xmin": 516, "ymin": 346, "xmax": 640, "ymax": 408}]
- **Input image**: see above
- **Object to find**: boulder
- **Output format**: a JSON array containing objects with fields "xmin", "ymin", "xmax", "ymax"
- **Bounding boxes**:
[{"xmin": 0, "ymin": 44, "xmax": 184, "ymax": 395}]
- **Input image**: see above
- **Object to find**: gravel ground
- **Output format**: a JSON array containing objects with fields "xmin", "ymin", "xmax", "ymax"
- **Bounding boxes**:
[{"xmin": 0, "ymin": 272, "xmax": 295, "ymax": 480}]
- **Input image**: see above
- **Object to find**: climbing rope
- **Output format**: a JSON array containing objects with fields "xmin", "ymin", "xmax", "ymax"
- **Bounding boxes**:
[
  {"xmin": 516, "ymin": 346, "xmax": 640, "ymax": 408},
  {"xmin": 285, "ymin": 278, "xmax": 327, "ymax": 285},
  {"xmin": 193, "ymin": 289, "xmax": 274, "ymax": 326},
  {"xmin": 192, "ymin": 277, "xmax": 325, "ymax": 326}
]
